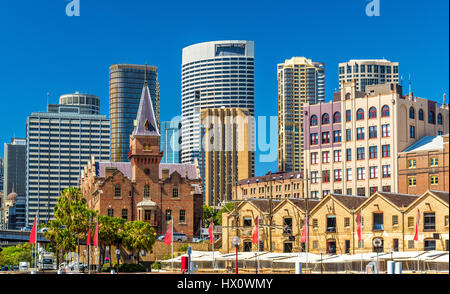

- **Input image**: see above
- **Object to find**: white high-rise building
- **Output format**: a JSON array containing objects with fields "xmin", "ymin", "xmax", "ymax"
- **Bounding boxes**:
[
  {"xmin": 338, "ymin": 59, "xmax": 399, "ymax": 92},
  {"xmin": 181, "ymin": 40, "xmax": 255, "ymax": 165}
]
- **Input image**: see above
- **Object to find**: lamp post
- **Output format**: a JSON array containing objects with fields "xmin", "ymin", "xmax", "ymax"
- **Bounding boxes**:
[
  {"xmin": 320, "ymin": 251, "xmax": 323, "ymax": 274},
  {"xmin": 232, "ymin": 236, "xmax": 241, "ymax": 274}
]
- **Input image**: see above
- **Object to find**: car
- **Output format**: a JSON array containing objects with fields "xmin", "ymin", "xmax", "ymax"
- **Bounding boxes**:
[
  {"xmin": 173, "ymin": 233, "xmax": 187, "ymax": 242},
  {"xmin": 156, "ymin": 235, "xmax": 165, "ymax": 241},
  {"xmin": 192, "ymin": 237, "xmax": 208, "ymax": 243}
]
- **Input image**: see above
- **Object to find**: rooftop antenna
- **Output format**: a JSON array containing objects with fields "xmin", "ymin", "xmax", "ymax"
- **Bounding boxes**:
[
  {"xmin": 47, "ymin": 92, "xmax": 50, "ymax": 108},
  {"xmin": 144, "ymin": 63, "xmax": 148, "ymax": 86},
  {"xmin": 408, "ymin": 73, "xmax": 412, "ymax": 94}
]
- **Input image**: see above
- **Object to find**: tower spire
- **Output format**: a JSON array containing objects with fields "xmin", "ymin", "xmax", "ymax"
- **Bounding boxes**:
[{"xmin": 132, "ymin": 74, "xmax": 160, "ymax": 137}]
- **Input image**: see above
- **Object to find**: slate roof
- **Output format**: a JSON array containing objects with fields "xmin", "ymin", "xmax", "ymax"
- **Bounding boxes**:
[
  {"xmin": 247, "ymin": 198, "xmax": 282, "ymax": 212},
  {"xmin": 96, "ymin": 162, "xmax": 199, "ymax": 180},
  {"xmin": 401, "ymin": 136, "xmax": 444, "ymax": 153},
  {"xmin": 288, "ymin": 198, "xmax": 321, "ymax": 211},
  {"xmin": 428, "ymin": 190, "xmax": 449, "ymax": 204},
  {"xmin": 133, "ymin": 82, "xmax": 160, "ymax": 137},
  {"xmin": 377, "ymin": 192, "xmax": 419, "ymax": 208},
  {"xmin": 329, "ymin": 194, "xmax": 369, "ymax": 210},
  {"xmin": 238, "ymin": 171, "xmax": 303, "ymax": 185}
]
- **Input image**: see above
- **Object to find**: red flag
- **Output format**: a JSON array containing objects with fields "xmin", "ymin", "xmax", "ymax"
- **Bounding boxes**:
[
  {"xmin": 252, "ymin": 216, "xmax": 259, "ymax": 245},
  {"xmin": 86, "ymin": 229, "xmax": 91, "ymax": 246},
  {"xmin": 29, "ymin": 217, "xmax": 37, "ymax": 244},
  {"xmin": 164, "ymin": 219, "xmax": 173, "ymax": 245},
  {"xmin": 301, "ymin": 216, "xmax": 307, "ymax": 243},
  {"xmin": 208, "ymin": 219, "xmax": 214, "ymax": 245},
  {"xmin": 356, "ymin": 210, "xmax": 362, "ymax": 244},
  {"xmin": 93, "ymin": 222, "xmax": 98, "ymax": 247},
  {"xmin": 414, "ymin": 208, "xmax": 420, "ymax": 241}
]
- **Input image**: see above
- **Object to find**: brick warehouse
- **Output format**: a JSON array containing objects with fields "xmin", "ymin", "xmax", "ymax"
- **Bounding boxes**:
[{"xmin": 80, "ymin": 81, "xmax": 203, "ymax": 239}]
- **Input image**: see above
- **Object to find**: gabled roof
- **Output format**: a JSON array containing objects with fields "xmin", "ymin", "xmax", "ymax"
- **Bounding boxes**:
[
  {"xmin": 286, "ymin": 198, "xmax": 321, "ymax": 212},
  {"xmin": 311, "ymin": 194, "xmax": 368, "ymax": 214},
  {"xmin": 401, "ymin": 136, "xmax": 443, "ymax": 153},
  {"xmin": 133, "ymin": 82, "xmax": 159, "ymax": 137},
  {"xmin": 428, "ymin": 190, "xmax": 449, "ymax": 204},
  {"xmin": 376, "ymin": 192, "xmax": 419, "ymax": 208}
]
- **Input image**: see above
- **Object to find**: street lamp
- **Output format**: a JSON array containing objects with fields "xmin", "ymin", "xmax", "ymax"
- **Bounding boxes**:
[
  {"xmin": 320, "ymin": 250, "xmax": 323, "ymax": 274},
  {"xmin": 231, "ymin": 236, "xmax": 241, "ymax": 274}
]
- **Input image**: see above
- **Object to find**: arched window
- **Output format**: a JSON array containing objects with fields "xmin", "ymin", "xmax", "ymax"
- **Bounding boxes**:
[
  {"xmin": 381, "ymin": 105, "xmax": 390, "ymax": 117},
  {"xmin": 369, "ymin": 107, "xmax": 377, "ymax": 119},
  {"xmin": 409, "ymin": 107, "xmax": 415, "ymax": 119},
  {"xmin": 144, "ymin": 184, "xmax": 150, "ymax": 197},
  {"xmin": 418, "ymin": 109, "xmax": 424, "ymax": 121},
  {"xmin": 333, "ymin": 112, "xmax": 341, "ymax": 123},
  {"xmin": 114, "ymin": 184, "xmax": 121, "ymax": 198},
  {"xmin": 310, "ymin": 115, "xmax": 318, "ymax": 126},
  {"xmin": 429, "ymin": 111, "xmax": 435, "ymax": 124},
  {"xmin": 437, "ymin": 113, "xmax": 443, "ymax": 125},
  {"xmin": 322, "ymin": 113, "xmax": 330, "ymax": 124},
  {"xmin": 356, "ymin": 108, "xmax": 364, "ymax": 120}
]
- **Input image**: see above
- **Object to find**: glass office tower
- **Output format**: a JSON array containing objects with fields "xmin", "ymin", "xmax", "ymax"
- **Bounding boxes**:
[{"xmin": 110, "ymin": 64, "xmax": 159, "ymax": 162}]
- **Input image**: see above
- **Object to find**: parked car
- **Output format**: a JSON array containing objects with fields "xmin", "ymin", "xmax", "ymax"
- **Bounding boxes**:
[
  {"xmin": 173, "ymin": 233, "xmax": 187, "ymax": 242},
  {"xmin": 192, "ymin": 236, "xmax": 208, "ymax": 243},
  {"xmin": 156, "ymin": 235, "xmax": 165, "ymax": 241}
]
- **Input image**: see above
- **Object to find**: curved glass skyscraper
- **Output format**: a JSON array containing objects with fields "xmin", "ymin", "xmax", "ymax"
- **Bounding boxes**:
[
  {"xmin": 109, "ymin": 64, "xmax": 159, "ymax": 162},
  {"xmin": 181, "ymin": 40, "xmax": 255, "ymax": 164}
]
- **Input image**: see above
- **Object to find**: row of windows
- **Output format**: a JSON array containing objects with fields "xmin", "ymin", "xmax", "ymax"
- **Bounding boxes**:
[
  {"xmin": 310, "ymin": 145, "xmax": 391, "ymax": 164},
  {"xmin": 310, "ymin": 124, "xmax": 390, "ymax": 145},
  {"xmin": 311, "ymin": 186, "xmax": 392, "ymax": 198},
  {"xmin": 114, "ymin": 184, "xmax": 179, "ymax": 198},
  {"xmin": 408, "ymin": 158, "xmax": 440, "ymax": 168},
  {"xmin": 408, "ymin": 175, "xmax": 440, "ymax": 186},
  {"xmin": 310, "ymin": 165, "xmax": 392, "ymax": 183}
]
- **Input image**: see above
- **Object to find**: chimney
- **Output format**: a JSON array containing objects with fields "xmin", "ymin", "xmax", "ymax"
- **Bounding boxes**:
[{"xmin": 162, "ymin": 168, "xmax": 170, "ymax": 181}]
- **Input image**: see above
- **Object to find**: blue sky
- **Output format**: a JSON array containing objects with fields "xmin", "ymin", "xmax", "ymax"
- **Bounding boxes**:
[{"xmin": 0, "ymin": 0, "xmax": 448, "ymax": 176}]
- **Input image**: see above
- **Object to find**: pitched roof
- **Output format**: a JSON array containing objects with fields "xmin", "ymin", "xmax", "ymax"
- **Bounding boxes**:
[
  {"xmin": 330, "ymin": 194, "xmax": 369, "ymax": 210},
  {"xmin": 401, "ymin": 136, "xmax": 444, "ymax": 153},
  {"xmin": 96, "ymin": 162, "xmax": 199, "ymax": 180},
  {"xmin": 238, "ymin": 171, "xmax": 303, "ymax": 185},
  {"xmin": 247, "ymin": 198, "xmax": 282, "ymax": 213},
  {"xmin": 133, "ymin": 82, "xmax": 159, "ymax": 137},
  {"xmin": 376, "ymin": 192, "xmax": 419, "ymax": 208},
  {"xmin": 428, "ymin": 190, "xmax": 449, "ymax": 204},
  {"xmin": 288, "ymin": 198, "xmax": 321, "ymax": 211}
]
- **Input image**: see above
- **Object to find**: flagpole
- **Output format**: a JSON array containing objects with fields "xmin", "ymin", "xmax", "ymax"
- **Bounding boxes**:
[
  {"xmin": 88, "ymin": 216, "xmax": 91, "ymax": 274},
  {"xmin": 96, "ymin": 216, "xmax": 99, "ymax": 273},
  {"xmin": 212, "ymin": 218, "xmax": 215, "ymax": 272},
  {"xmin": 35, "ymin": 214, "xmax": 38, "ymax": 271}
]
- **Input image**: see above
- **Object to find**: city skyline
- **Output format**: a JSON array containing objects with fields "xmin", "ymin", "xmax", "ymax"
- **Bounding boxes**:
[{"xmin": 0, "ymin": 0, "xmax": 448, "ymax": 176}]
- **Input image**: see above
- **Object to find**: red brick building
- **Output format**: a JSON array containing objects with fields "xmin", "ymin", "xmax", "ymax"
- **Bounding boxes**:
[
  {"xmin": 398, "ymin": 134, "xmax": 449, "ymax": 195},
  {"xmin": 80, "ymin": 81, "xmax": 203, "ymax": 239}
]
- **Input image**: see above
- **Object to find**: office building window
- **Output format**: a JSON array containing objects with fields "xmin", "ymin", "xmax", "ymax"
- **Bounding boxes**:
[
  {"xmin": 382, "ymin": 144, "xmax": 390, "ymax": 158},
  {"xmin": 357, "ymin": 167, "xmax": 365, "ymax": 180},
  {"xmin": 346, "ymin": 110, "xmax": 352, "ymax": 122},
  {"xmin": 333, "ymin": 112, "xmax": 341, "ymax": 123},
  {"xmin": 334, "ymin": 169, "xmax": 342, "ymax": 181},
  {"xmin": 430, "ymin": 175, "xmax": 439, "ymax": 185},
  {"xmin": 333, "ymin": 130, "xmax": 342, "ymax": 142},
  {"xmin": 357, "ymin": 147, "xmax": 365, "ymax": 160},
  {"xmin": 322, "ymin": 170, "xmax": 330, "ymax": 183},
  {"xmin": 311, "ymin": 171, "xmax": 319, "ymax": 184},
  {"xmin": 370, "ymin": 187, "xmax": 377, "ymax": 195},
  {"xmin": 310, "ymin": 115, "xmax": 318, "ymax": 126},
  {"xmin": 369, "ymin": 146, "xmax": 377, "ymax": 159},
  {"xmin": 408, "ymin": 159, "xmax": 416, "ymax": 168},
  {"xmin": 357, "ymin": 187, "xmax": 366, "ymax": 196},
  {"xmin": 410, "ymin": 125, "xmax": 416, "ymax": 138},
  {"xmin": 369, "ymin": 107, "xmax": 377, "ymax": 119},
  {"xmin": 369, "ymin": 166, "xmax": 378, "ymax": 179},
  {"xmin": 418, "ymin": 109, "xmax": 424, "ymax": 121},
  {"xmin": 346, "ymin": 129, "xmax": 351, "ymax": 141},
  {"xmin": 333, "ymin": 150, "xmax": 342, "ymax": 162},
  {"xmin": 322, "ymin": 113, "xmax": 330, "ymax": 125},
  {"xmin": 346, "ymin": 149, "xmax": 352, "ymax": 161},
  {"xmin": 369, "ymin": 126, "xmax": 377, "ymax": 138},
  {"xmin": 311, "ymin": 152, "xmax": 318, "ymax": 164},
  {"xmin": 382, "ymin": 165, "xmax": 391, "ymax": 178},
  {"xmin": 322, "ymin": 151, "xmax": 330, "ymax": 163},
  {"xmin": 347, "ymin": 168, "xmax": 352, "ymax": 181},
  {"xmin": 311, "ymin": 133, "xmax": 319, "ymax": 145},
  {"xmin": 382, "ymin": 185, "xmax": 391, "ymax": 192},
  {"xmin": 322, "ymin": 132, "xmax": 330, "ymax": 144},
  {"xmin": 382, "ymin": 124, "xmax": 390, "ymax": 137},
  {"xmin": 356, "ymin": 109, "xmax": 364, "ymax": 120},
  {"xmin": 381, "ymin": 105, "xmax": 390, "ymax": 117},
  {"xmin": 357, "ymin": 127, "xmax": 365, "ymax": 140},
  {"xmin": 408, "ymin": 177, "xmax": 416, "ymax": 187},
  {"xmin": 430, "ymin": 158, "xmax": 438, "ymax": 167}
]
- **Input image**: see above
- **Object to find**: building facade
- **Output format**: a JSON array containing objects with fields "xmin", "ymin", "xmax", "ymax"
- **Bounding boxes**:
[
  {"xmin": 26, "ymin": 102, "xmax": 110, "ymax": 226},
  {"xmin": 303, "ymin": 82, "xmax": 449, "ymax": 198},
  {"xmin": 200, "ymin": 108, "xmax": 254, "ymax": 207},
  {"xmin": 160, "ymin": 118, "xmax": 182, "ymax": 164},
  {"xmin": 398, "ymin": 135, "xmax": 449, "ymax": 195},
  {"xmin": 233, "ymin": 171, "xmax": 304, "ymax": 201},
  {"xmin": 338, "ymin": 59, "xmax": 399, "ymax": 92},
  {"xmin": 110, "ymin": 64, "xmax": 159, "ymax": 162},
  {"xmin": 181, "ymin": 40, "xmax": 255, "ymax": 166},
  {"xmin": 278, "ymin": 57, "xmax": 325, "ymax": 172},
  {"xmin": 80, "ymin": 81, "xmax": 203, "ymax": 239},
  {"xmin": 221, "ymin": 190, "xmax": 449, "ymax": 254}
]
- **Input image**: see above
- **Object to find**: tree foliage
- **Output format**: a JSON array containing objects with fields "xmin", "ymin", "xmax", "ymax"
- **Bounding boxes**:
[
  {"xmin": 122, "ymin": 221, "xmax": 156, "ymax": 264},
  {"xmin": 0, "ymin": 243, "xmax": 32, "ymax": 266}
]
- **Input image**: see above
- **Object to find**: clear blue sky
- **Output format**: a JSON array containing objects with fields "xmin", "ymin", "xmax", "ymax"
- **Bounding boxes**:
[{"xmin": 0, "ymin": 0, "xmax": 448, "ymax": 176}]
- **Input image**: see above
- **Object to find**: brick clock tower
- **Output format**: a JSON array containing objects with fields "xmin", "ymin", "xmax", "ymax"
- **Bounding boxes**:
[{"xmin": 129, "ymin": 80, "xmax": 163, "ymax": 183}]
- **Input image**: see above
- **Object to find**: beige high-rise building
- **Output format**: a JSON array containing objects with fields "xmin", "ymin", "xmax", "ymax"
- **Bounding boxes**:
[
  {"xmin": 201, "ymin": 108, "xmax": 254, "ymax": 207},
  {"xmin": 338, "ymin": 59, "xmax": 399, "ymax": 92},
  {"xmin": 278, "ymin": 57, "xmax": 325, "ymax": 173},
  {"xmin": 303, "ymin": 81, "xmax": 449, "ymax": 198}
]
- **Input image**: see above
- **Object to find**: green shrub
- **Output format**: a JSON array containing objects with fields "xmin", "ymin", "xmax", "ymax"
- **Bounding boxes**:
[
  {"xmin": 178, "ymin": 244, "xmax": 189, "ymax": 252},
  {"xmin": 151, "ymin": 262, "xmax": 161, "ymax": 270},
  {"xmin": 118, "ymin": 263, "xmax": 146, "ymax": 272}
]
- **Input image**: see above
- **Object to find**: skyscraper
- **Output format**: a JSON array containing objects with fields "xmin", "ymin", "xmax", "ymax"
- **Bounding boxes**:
[
  {"xmin": 181, "ymin": 40, "xmax": 255, "ymax": 166},
  {"xmin": 201, "ymin": 107, "xmax": 255, "ymax": 206},
  {"xmin": 338, "ymin": 59, "xmax": 399, "ymax": 92},
  {"xmin": 277, "ymin": 57, "xmax": 325, "ymax": 173},
  {"xmin": 160, "ymin": 118, "xmax": 182, "ymax": 164},
  {"xmin": 26, "ymin": 99, "xmax": 110, "ymax": 226},
  {"xmin": 3, "ymin": 138, "xmax": 27, "ymax": 197},
  {"xmin": 110, "ymin": 64, "xmax": 159, "ymax": 162}
]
